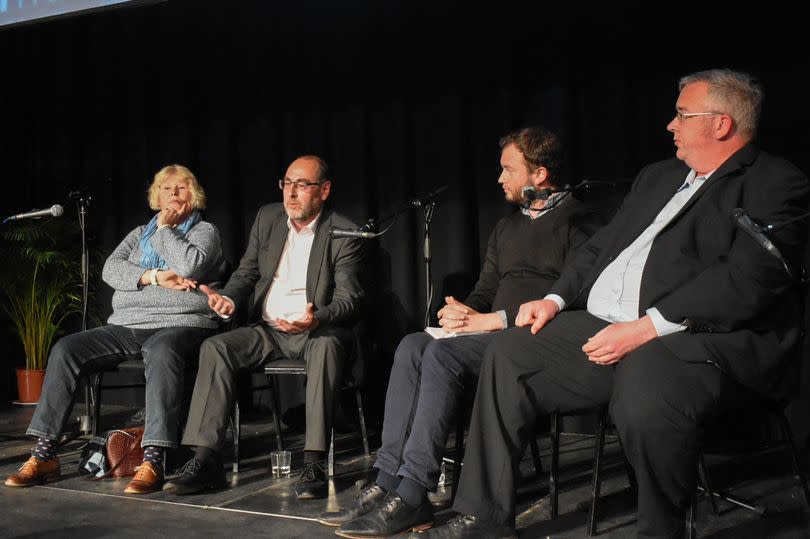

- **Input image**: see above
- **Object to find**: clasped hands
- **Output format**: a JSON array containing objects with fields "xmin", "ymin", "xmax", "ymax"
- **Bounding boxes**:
[
  {"xmin": 514, "ymin": 299, "xmax": 657, "ymax": 365},
  {"xmin": 198, "ymin": 285, "xmax": 319, "ymax": 334},
  {"xmin": 437, "ymin": 296, "xmax": 504, "ymax": 334}
]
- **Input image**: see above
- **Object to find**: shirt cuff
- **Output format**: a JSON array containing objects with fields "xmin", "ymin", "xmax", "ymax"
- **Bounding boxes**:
[
  {"xmin": 543, "ymin": 294, "xmax": 566, "ymax": 312},
  {"xmin": 646, "ymin": 307, "xmax": 687, "ymax": 336},
  {"xmin": 495, "ymin": 310, "xmax": 508, "ymax": 330}
]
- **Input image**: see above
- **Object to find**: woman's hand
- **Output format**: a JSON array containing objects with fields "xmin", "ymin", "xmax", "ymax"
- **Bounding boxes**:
[
  {"xmin": 157, "ymin": 270, "xmax": 197, "ymax": 290},
  {"xmin": 157, "ymin": 207, "xmax": 185, "ymax": 228},
  {"xmin": 140, "ymin": 269, "xmax": 196, "ymax": 290}
]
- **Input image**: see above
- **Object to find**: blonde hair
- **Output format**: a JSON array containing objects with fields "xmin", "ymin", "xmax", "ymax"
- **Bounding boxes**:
[{"xmin": 147, "ymin": 164, "xmax": 207, "ymax": 210}]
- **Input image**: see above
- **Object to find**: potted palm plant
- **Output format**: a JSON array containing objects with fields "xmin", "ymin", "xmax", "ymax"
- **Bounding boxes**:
[{"xmin": 0, "ymin": 219, "xmax": 84, "ymax": 403}]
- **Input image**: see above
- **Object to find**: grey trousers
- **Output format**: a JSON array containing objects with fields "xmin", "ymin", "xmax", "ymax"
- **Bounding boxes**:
[{"xmin": 181, "ymin": 323, "xmax": 348, "ymax": 453}]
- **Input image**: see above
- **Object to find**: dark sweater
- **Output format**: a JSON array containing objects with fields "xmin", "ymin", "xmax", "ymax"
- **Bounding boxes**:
[{"xmin": 463, "ymin": 196, "xmax": 602, "ymax": 327}]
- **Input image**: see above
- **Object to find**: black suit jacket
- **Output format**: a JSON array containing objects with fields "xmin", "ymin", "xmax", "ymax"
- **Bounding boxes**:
[
  {"xmin": 220, "ymin": 204, "xmax": 364, "ymax": 329},
  {"xmin": 549, "ymin": 145, "xmax": 809, "ymax": 399}
]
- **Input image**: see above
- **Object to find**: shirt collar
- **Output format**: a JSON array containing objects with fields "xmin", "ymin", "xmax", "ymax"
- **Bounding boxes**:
[
  {"xmin": 521, "ymin": 191, "xmax": 566, "ymax": 219},
  {"xmin": 287, "ymin": 212, "xmax": 321, "ymax": 235}
]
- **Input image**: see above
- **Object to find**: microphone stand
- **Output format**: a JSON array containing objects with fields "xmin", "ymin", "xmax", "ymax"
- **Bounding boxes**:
[
  {"xmin": 332, "ymin": 186, "xmax": 446, "ymax": 327},
  {"xmin": 422, "ymin": 203, "xmax": 435, "ymax": 328},
  {"xmin": 71, "ymin": 190, "xmax": 94, "ymax": 433}
]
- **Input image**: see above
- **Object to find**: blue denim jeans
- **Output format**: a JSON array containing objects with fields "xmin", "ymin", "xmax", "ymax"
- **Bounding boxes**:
[
  {"xmin": 26, "ymin": 324, "xmax": 214, "ymax": 448},
  {"xmin": 373, "ymin": 331, "xmax": 495, "ymax": 490}
]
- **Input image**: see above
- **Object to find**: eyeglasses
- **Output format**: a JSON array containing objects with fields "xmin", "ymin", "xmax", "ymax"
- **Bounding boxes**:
[
  {"xmin": 674, "ymin": 110, "xmax": 724, "ymax": 122},
  {"xmin": 278, "ymin": 178, "xmax": 323, "ymax": 190}
]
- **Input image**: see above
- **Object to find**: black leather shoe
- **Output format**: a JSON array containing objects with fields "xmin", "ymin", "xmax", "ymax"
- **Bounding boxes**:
[
  {"xmin": 406, "ymin": 513, "xmax": 517, "ymax": 538},
  {"xmin": 317, "ymin": 481, "xmax": 387, "ymax": 526},
  {"xmin": 335, "ymin": 493, "xmax": 433, "ymax": 538},
  {"xmin": 162, "ymin": 457, "xmax": 227, "ymax": 495},
  {"xmin": 295, "ymin": 461, "xmax": 328, "ymax": 500}
]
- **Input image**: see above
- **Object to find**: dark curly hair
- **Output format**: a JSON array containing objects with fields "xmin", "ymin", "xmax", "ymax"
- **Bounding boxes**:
[{"xmin": 499, "ymin": 127, "xmax": 563, "ymax": 187}]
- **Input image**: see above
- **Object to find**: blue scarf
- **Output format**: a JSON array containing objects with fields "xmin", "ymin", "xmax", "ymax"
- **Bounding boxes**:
[{"xmin": 138, "ymin": 210, "xmax": 201, "ymax": 269}]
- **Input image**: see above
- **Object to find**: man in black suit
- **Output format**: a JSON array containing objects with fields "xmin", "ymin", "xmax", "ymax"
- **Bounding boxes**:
[
  {"xmin": 419, "ymin": 69, "xmax": 809, "ymax": 538},
  {"xmin": 319, "ymin": 128, "xmax": 602, "ymax": 538},
  {"xmin": 163, "ymin": 155, "xmax": 364, "ymax": 499}
]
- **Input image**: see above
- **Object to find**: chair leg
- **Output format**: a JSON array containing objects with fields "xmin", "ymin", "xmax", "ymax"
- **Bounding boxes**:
[
  {"xmin": 587, "ymin": 408, "xmax": 608, "ymax": 536},
  {"xmin": 530, "ymin": 437, "xmax": 543, "ymax": 478},
  {"xmin": 450, "ymin": 410, "xmax": 466, "ymax": 504},
  {"xmin": 698, "ymin": 454, "xmax": 720, "ymax": 516},
  {"xmin": 92, "ymin": 373, "xmax": 103, "ymax": 436},
  {"xmin": 354, "ymin": 388, "xmax": 370, "ymax": 456},
  {"xmin": 686, "ymin": 487, "xmax": 697, "ymax": 539},
  {"xmin": 550, "ymin": 411, "xmax": 560, "ymax": 519},
  {"xmin": 328, "ymin": 428, "xmax": 335, "ymax": 477},
  {"xmin": 776, "ymin": 411, "xmax": 810, "ymax": 512},
  {"xmin": 268, "ymin": 374, "xmax": 283, "ymax": 452},
  {"xmin": 232, "ymin": 401, "xmax": 241, "ymax": 474}
]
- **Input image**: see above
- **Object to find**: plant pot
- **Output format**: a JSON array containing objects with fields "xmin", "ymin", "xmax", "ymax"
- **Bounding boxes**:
[{"xmin": 15, "ymin": 368, "xmax": 46, "ymax": 404}]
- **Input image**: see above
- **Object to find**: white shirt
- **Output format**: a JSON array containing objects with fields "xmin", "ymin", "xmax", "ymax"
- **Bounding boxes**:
[
  {"xmin": 261, "ymin": 214, "xmax": 320, "ymax": 324},
  {"xmin": 546, "ymin": 169, "xmax": 713, "ymax": 336}
]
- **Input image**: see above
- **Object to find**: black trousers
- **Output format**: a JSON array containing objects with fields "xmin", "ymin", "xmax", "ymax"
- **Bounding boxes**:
[{"xmin": 452, "ymin": 311, "xmax": 748, "ymax": 539}]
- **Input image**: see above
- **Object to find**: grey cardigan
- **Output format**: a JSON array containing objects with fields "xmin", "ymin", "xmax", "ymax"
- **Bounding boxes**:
[{"xmin": 102, "ymin": 220, "xmax": 225, "ymax": 329}]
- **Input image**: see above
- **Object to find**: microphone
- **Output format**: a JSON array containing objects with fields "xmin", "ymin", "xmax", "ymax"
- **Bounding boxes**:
[
  {"xmin": 411, "ymin": 185, "xmax": 448, "ymax": 207},
  {"xmin": 329, "ymin": 226, "xmax": 378, "ymax": 239},
  {"xmin": 522, "ymin": 180, "xmax": 616, "ymax": 206},
  {"xmin": 732, "ymin": 208, "xmax": 784, "ymax": 260},
  {"xmin": 521, "ymin": 185, "xmax": 553, "ymax": 202},
  {"xmin": 4, "ymin": 204, "xmax": 64, "ymax": 223}
]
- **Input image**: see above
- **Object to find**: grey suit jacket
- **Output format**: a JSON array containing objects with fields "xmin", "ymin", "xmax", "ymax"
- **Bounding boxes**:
[{"xmin": 220, "ymin": 204, "xmax": 364, "ymax": 328}]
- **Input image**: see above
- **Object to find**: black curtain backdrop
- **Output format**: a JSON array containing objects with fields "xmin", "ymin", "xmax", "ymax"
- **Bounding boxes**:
[{"xmin": 2, "ymin": 0, "xmax": 809, "ymax": 431}]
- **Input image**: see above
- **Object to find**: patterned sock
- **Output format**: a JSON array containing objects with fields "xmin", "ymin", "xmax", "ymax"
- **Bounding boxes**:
[
  {"xmin": 142, "ymin": 446, "xmax": 164, "ymax": 467},
  {"xmin": 31, "ymin": 438, "xmax": 57, "ymax": 462}
]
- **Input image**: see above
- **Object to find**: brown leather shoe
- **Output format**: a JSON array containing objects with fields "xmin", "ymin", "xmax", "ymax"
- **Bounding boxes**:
[
  {"xmin": 5, "ymin": 456, "xmax": 61, "ymax": 487},
  {"xmin": 124, "ymin": 461, "xmax": 165, "ymax": 494}
]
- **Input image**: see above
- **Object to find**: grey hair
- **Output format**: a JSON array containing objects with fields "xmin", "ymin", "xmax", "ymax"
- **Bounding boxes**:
[{"xmin": 679, "ymin": 69, "xmax": 763, "ymax": 139}]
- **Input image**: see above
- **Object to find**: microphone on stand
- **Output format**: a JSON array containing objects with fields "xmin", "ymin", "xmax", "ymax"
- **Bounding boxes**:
[
  {"xmin": 3, "ymin": 204, "xmax": 64, "ymax": 223},
  {"xmin": 521, "ymin": 186, "xmax": 554, "ymax": 202},
  {"xmin": 329, "ymin": 226, "xmax": 378, "ymax": 239},
  {"xmin": 411, "ymin": 185, "xmax": 449, "ymax": 207},
  {"xmin": 732, "ymin": 208, "xmax": 784, "ymax": 261},
  {"xmin": 521, "ymin": 180, "xmax": 616, "ymax": 209}
]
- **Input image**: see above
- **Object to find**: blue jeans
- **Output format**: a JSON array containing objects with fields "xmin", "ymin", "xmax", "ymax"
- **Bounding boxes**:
[
  {"xmin": 26, "ymin": 324, "xmax": 214, "ymax": 448},
  {"xmin": 373, "ymin": 331, "xmax": 495, "ymax": 490}
]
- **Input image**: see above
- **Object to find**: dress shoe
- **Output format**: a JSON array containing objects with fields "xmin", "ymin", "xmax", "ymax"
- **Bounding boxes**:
[
  {"xmin": 124, "ymin": 461, "xmax": 164, "ymax": 494},
  {"xmin": 162, "ymin": 457, "xmax": 226, "ymax": 495},
  {"xmin": 4, "ymin": 457, "xmax": 61, "ymax": 487},
  {"xmin": 336, "ymin": 493, "xmax": 433, "ymax": 538},
  {"xmin": 317, "ymin": 481, "xmax": 387, "ymax": 526},
  {"xmin": 295, "ymin": 461, "xmax": 328, "ymax": 500},
  {"xmin": 406, "ymin": 513, "xmax": 517, "ymax": 538}
]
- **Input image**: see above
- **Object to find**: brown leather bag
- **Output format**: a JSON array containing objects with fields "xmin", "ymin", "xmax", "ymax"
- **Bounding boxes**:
[{"xmin": 104, "ymin": 427, "xmax": 145, "ymax": 478}]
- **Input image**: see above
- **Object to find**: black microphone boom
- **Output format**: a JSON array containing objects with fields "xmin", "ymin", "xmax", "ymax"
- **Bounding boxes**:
[
  {"xmin": 411, "ymin": 185, "xmax": 449, "ymax": 207},
  {"xmin": 4, "ymin": 204, "xmax": 64, "ymax": 223}
]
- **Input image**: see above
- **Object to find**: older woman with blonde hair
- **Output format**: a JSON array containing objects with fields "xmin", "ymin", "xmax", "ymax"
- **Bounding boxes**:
[{"xmin": 5, "ymin": 164, "xmax": 225, "ymax": 495}]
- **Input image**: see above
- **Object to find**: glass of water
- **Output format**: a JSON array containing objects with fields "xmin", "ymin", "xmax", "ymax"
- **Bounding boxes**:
[{"xmin": 270, "ymin": 450, "xmax": 292, "ymax": 477}]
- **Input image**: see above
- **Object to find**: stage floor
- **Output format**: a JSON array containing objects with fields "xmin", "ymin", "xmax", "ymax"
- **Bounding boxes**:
[{"xmin": 0, "ymin": 403, "xmax": 807, "ymax": 538}]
